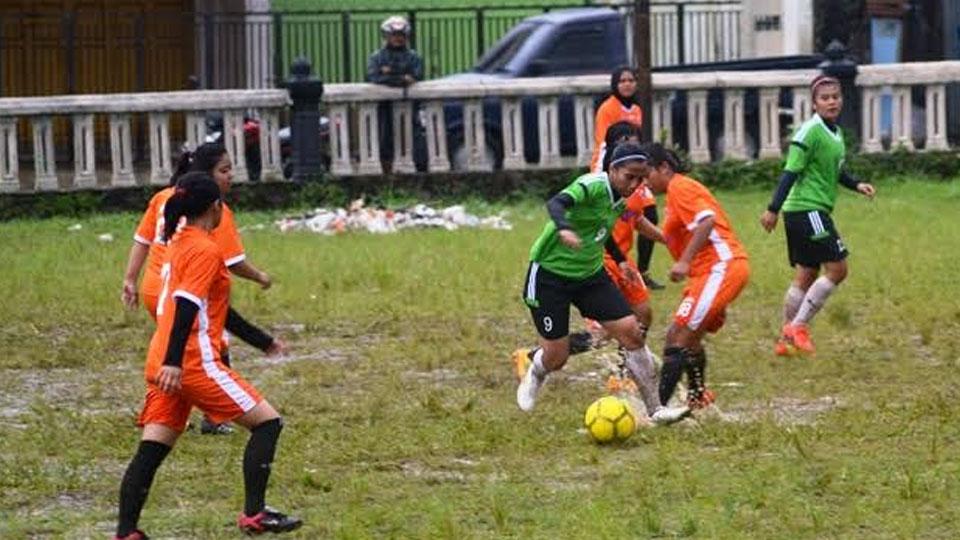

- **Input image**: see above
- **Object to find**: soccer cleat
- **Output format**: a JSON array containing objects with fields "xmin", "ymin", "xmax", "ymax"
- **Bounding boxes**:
[
  {"xmin": 200, "ymin": 417, "xmax": 235, "ymax": 435},
  {"xmin": 650, "ymin": 405, "xmax": 691, "ymax": 425},
  {"xmin": 516, "ymin": 364, "xmax": 545, "ymax": 412},
  {"xmin": 784, "ymin": 323, "xmax": 815, "ymax": 355},
  {"xmin": 605, "ymin": 375, "xmax": 639, "ymax": 396},
  {"xmin": 773, "ymin": 338, "xmax": 796, "ymax": 357},
  {"xmin": 237, "ymin": 507, "xmax": 303, "ymax": 535},
  {"xmin": 642, "ymin": 273, "xmax": 665, "ymax": 290},
  {"xmin": 511, "ymin": 348, "xmax": 532, "ymax": 382},
  {"xmin": 114, "ymin": 530, "xmax": 149, "ymax": 540},
  {"xmin": 688, "ymin": 388, "xmax": 716, "ymax": 410}
]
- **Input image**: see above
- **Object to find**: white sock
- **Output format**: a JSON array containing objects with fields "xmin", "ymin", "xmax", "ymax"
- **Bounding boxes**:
[
  {"xmin": 792, "ymin": 277, "xmax": 837, "ymax": 326},
  {"xmin": 783, "ymin": 284, "xmax": 805, "ymax": 323},
  {"xmin": 625, "ymin": 347, "xmax": 660, "ymax": 415},
  {"xmin": 531, "ymin": 348, "xmax": 547, "ymax": 379}
]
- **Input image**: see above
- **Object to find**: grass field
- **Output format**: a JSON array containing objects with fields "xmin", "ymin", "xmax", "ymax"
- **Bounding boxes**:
[{"xmin": 1, "ymin": 180, "xmax": 960, "ymax": 538}]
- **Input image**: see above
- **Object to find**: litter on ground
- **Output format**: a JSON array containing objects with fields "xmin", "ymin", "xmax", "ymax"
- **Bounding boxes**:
[{"xmin": 275, "ymin": 199, "xmax": 512, "ymax": 235}]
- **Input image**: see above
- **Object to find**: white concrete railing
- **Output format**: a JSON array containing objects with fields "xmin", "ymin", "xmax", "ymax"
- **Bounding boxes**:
[
  {"xmin": 324, "ymin": 61, "xmax": 959, "ymax": 176},
  {"xmin": 0, "ymin": 90, "xmax": 288, "ymax": 193}
]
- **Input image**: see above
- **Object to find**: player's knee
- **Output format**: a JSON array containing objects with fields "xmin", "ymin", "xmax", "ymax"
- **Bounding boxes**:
[
  {"xmin": 827, "ymin": 263, "xmax": 848, "ymax": 284},
  {"xmin": 252, "ymin": 417, "xmax": 283, "ymax": 439}
]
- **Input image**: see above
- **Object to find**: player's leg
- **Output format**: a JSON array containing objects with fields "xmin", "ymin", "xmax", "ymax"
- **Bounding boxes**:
[
  {"xmin": 116, "ymin": 390, "xmax": 188, "ymax": 539},
  {"xmin": 517, "ymin": 263, "xmax": 572, "ymax": 411}
]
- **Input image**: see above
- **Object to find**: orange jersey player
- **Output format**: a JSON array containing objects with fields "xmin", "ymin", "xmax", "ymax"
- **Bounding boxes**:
[
  {"xmin": 641, "ymin": 142, "xmax": 750, "ymax": 411},
  {"xmin": 113, "ymin": 174, "xmax": 301, "ymax": 540}
]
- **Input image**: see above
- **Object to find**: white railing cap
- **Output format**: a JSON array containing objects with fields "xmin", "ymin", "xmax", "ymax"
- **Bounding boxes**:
[
  {"xmin": 856, "ymin": 61, "xmax": 960, "ymax": 85},
  {"xmin": 0, "ymin": 89, "xmax": 290, "ymax": 116}
]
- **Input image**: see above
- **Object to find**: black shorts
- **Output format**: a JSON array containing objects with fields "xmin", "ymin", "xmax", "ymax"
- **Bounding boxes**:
[
  {"xmin": 783, "ymin": 210, "xmax": 849, "ymax": 268},
  {"xmin": 521, "ymin": 262, "xmax": 633, "ymax": 340}
]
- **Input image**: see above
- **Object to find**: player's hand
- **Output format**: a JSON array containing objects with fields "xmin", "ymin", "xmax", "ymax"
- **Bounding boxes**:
[
  {"xmin": 619, "ymin": 261, "xmax": 642, "ymax": 285},
  {"xmin": 857, "ymin": 183, "xmax": 876, "ymax": 199},
  {"xmin": 257, "ymin": 271, "xmax": 272, "ymax": 290},
  {"xmin": 157, "ymin": 366, "xmax": 182, "ymax": 394},
  {"xmin": 265, "ymin": 338, "xmax": 287, "ymax": 358},
  {"xmin": 121, "ymin": 279, "xmax": 138, "ymax": 309},
  {"xmin": 669, "ymin": 261, "xmax": 690, "ymax": 283},
  {"xmin": 759, "ymin": 210, "xmax": 778, "ymax": 233},
  {"xmin": 558, "ymin": 229, "xmax": 581, "ymax": 249}
]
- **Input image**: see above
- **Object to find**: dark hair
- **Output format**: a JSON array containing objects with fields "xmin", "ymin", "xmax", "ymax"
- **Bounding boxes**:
[
  {"xmin": 170, "ymin": 143, "xmax": 229, "ymax": 186},
  {"xmin": 610, "ymin": 66, "xmax": 639, "ymax": 104},
  {"xmin": 607, "ymin": 141, "xmax": 648, "ymax": 170},
  {"xmin": 640, "ymin": 142, "xmax": 686, "ymax": 173},
  {"xmin": 162, "ymin": 172, "xmax": 222, "ymax": 241},
  {"xmin": 601, "ymin": 121, "xmax": 642, "ymax": 172}
]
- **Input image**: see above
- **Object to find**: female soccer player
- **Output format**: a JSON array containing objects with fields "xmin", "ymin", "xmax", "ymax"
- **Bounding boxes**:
[
  {"xmin": 641, "ymin": 143, "xmax": 750, "ymax": 410},
  {"xmin": 121, "ymin": 143, "xmax": 282, "ymax": 434},
  {"xmin": 114, "ymin": 174, "xmax": 300, "ymax": 540},
  {"xmin": 516, "ymin": 143, "xmax": 686, "ymax": 423},
  {"xmin": 590, "ymin": 67, "xmax": 662, "ymax": 289},
  {"xmin": 760, "ymin": 75, "xmax": 875, "ymax": 356}
]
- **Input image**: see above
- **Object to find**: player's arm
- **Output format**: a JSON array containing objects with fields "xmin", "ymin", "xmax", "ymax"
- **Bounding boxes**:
[
  {"xmin": 121, "ymin": 241, "xmax": 150, "ymax": 309},
  {"xmin": 839, "ymin": 170, "xmax": 876, "ymax": 198},
  {"xmin": 225, "ymin": 307, "xmax": 283, "ymax": 355},
  {"xmin": 157, "ymin": 296, "xmax": 199, "ymax": 393},
  {"xmin": 635, "ymin": 216, "xmax": 665, "ymax": 244},
  {"xmin": 604, "ymin": 236, "xmax": 642, "ymax": 285},
  {"xmin": 670, "ymin": 215, "xmax": 714, "ymax": 282},
  {"xmin": 546, "ymin": 191, "xmax": 581, "ymax": 249},
  {"xmin": 229, "ymin": 260, "xmax": 272, "ymax": 290}
]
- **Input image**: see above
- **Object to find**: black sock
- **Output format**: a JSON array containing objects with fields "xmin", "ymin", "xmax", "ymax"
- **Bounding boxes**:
[
  {"xmin": 568, "ymin": 331, "xmax": 594, "ymax": 355},
  {"xmin": 659, "ymin": 347, "xmax": 688, "ymax": 405},
  {"xmin": 244, "ymin": 417, "xmax": 283, "ymax": 517},
  {"xmin": 686, "ymin": 349, "xmax": 707, "ymax": 400},
  {"xmin": 117, "ymin": 440, "xmax": 172, "ymax": 537}
]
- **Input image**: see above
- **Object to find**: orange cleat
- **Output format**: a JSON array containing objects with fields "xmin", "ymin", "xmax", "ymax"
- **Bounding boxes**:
[
  {"xmin": 606, "ymin": 375, "xmax": 638, "ymax": 395},
  {"xmin": 774, "ymin": 338, "xmax": 796, "ymax": 357},
  {"xmin": 784, "ymin": 323, "xmax": 815, "ymax": 355},
  {"xmin": 688, "ymin": 388, "xmax": 716, "ymax": 410},
  {"xmin": 511, "ymin": 348, "xmax": 532, "ymax": 382}
]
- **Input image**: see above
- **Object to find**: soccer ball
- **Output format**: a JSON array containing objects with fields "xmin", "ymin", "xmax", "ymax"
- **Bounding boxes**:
[{"xmin": 584, "ymin": 396, "xmax": 637, "ymax": 444}]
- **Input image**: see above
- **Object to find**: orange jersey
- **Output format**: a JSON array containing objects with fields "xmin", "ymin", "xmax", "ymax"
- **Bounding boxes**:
[
  {"xmin": 590, "ymin": 96, "xmax": 643, "ymax": 173},
  {"xmin": 144, "ymin": 226, "xmax": 231, "ymax": 382},
  {"xmin": 662, "ymin": 174, "xmax": 747, "ymax": 276},
  {"xmin": 135, "ymin": 189, "xmax": 245, "ymax": 306}
]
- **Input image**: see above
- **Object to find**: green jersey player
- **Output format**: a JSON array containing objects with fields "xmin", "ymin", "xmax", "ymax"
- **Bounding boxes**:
[
  {"xmin": 760, "ymin": 74, "xmax": 876, "ymax": 356},
  {"xmin": 516, "ymin": 142, "xmax": 688, "ymax": 424}
]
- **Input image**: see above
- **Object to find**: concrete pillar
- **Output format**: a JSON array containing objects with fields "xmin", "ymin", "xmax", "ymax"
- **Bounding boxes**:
[
  {"xmin": 32, "ymin": 116, "xmax": 57, "ymax": 191},
  {"xmin": 861, "ymin": 86, "xmax": 884, "ymax": 153},
  {"xmin": 722, "ymin": 89, "xmax": 748, "ymax": 159},
  {"xmin": 463, "ymin": 99, "xmax": 491, "ymax": 171},
  {"xmin": 391, "ymin": 101, "xmax": 416, "ymax": 174},
  {"xmin": 758, "ymin": 87, "xmax": 782, "ymax": 159},
  {"xmin": 502, "ymin": 97, "xmax": 527, "ymax": 170},
  {"xmin": 356, "ymin": 102, "xmax": 382, "ymax": 175},
  {"xmin": 328, "ymin": 103, "xmax": 353, "ymax": 175},
  {"xmin": 924, "ymin": 84, "xmax": 949, "ymax": 151},
  {"xmin": 185, "ymin": 112, "xmax": 207, "ymax": 151},
  {"xmin": 537, "ymin": 96, "xmax": 562, "ymax": 169},
  {"xmin": 258, "ymin": 108, "xmax": 283, "ymax": 179},
  {"xmin": 0, "ymin": 117, "xmax": 19, "ymax": 192},
  {"xmin": 222, "ymin": 110, "xmax": 248, "ymax": 183},
  {"xmin": 890, "ymin": 85, "xmax": 914, "ymax": 150},
  {"xmin": 652, "ymin": 91, "xmax": 673, "ymax": 146},
  {"xmin": 423, "ymin": 101, "xmax": 451, "ymax": 173},
  {"xmin": 573, "ymin": 95, "xmax": 594, "ymax": 167},
  {"xmin": 72, "ymin": 114, "xmax": 97, "ymax": 189},
  {"xmin": 110, "ymin": 114, "xmax": 136, "ymax": 187},
  {"xmin": 148, "ymin": 112, "xmax": 173, "ymax": 186},
  {"xmin": 686, "ymin": 90, "xmax": 710, "ymax": 163}
]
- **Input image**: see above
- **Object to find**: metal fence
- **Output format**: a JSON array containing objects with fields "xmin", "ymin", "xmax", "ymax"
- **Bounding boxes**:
[{"xmin": 0, "ymin": 1, "xmax": 742, "ymax": 97}]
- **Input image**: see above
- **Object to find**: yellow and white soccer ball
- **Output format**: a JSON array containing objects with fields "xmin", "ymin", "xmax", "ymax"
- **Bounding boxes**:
[{"xmin": 584, "ymin": 396, "xmax": 637, "ymax": 444}]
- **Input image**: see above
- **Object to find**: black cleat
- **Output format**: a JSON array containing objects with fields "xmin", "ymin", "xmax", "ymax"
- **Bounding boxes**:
[
  {"xmin": 642, "ymin": 273, "xmax": 665, "ymax": 290},
  {"xmin": 238, "ymin": 507, "xmax": 303, "ymax": 535},
  {"xmin": 200, "ymin": 417, "xmax": 235, "ymax": 435}
]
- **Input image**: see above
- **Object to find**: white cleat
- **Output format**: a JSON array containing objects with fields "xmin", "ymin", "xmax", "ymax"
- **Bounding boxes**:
[
  {"xmin": 516, "ymin": 365, "xmax": 545, "ymax": 412},
  {"xmin": 650, "ymin": 405, "xmax": 691, "ymax": 425}
]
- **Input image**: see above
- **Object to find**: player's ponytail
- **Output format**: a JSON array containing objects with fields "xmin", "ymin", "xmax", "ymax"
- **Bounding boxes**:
[
  {"xmin": 170, "ymin": 142, "xmax": 228, "ymax": 186},
  {"xmin": 170, "ymin": 150, "xmax": 194, "ymax": 186},
  {"xmin": 162, "ymin": 172, "xmax": 221, "ymax": 242}
]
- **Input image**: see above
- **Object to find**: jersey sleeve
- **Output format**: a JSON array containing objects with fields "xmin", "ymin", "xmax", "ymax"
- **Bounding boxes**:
[
  {"xmin": 671, "ymin": 183, "xmax": 715, "ymax": 231},
  {"xmin": 172, "ymin": 247, "xmax": 222, "ymax": 307},
  {"xmin": 133, "ymin": 196, "xmax": 158, "ymax": 245},
  {"xmin": 212, "ymin": 205, "xmax": 246, "ymax": 267},
  {"xmin": 784, "ymin": 127, "xmax": 816, "ymax": 174}
]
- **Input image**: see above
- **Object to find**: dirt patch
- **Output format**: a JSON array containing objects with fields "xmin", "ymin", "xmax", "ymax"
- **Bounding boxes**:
[
  {"xmin": 0, "ymin": 366, "xmax": 136, "ymax": 419},
  {"xmin": 716, "ymin": 396, "xmax": 843, "ymax": 426}
]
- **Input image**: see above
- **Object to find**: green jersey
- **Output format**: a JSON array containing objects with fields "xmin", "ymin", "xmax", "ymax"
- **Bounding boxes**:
[
  {"xmin": 782, "ymin": 114, "xmax": 846, "ymax": 214},
  {"xmin": 529, "ymin": 172, "xmax": 625, "ymax": 280}
]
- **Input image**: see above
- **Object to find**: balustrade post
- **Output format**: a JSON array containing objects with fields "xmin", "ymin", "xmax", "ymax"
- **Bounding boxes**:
[
  {"xmin": 0, "ymin": 117, "xmax": 19, "ymax": 192},
  {"xmin": 391, "ymin": 100, "xmax": 416, "ymax": 174},
  {"xmin": 32, "ymin": 116, "xmax": 58, "ymax": 191},
  {"xmin": 686, "ymin": 90, "xmax": 710, "ymax": 163},
  {"xmin": 286, "ymin": 57, "xmax": 325, "ymax": 181},
  {"xmin": 328, "ymin": 103, "xmax": 353, "ymax": 175},
  {"xmin": 72, "ymin": 114, "xmax": 97, "ymax": 189},
  {"xmin": 652, "ymin": 91, "xmax": 673, "ymax": 146},
  {"xmin": 185, "ymin": 112, "xmax": 206, "ymax": 151},
  {"xmin": 258, "ymin": 109, "xmax": 283, "ymax": 179},
  {"xmin": 758, "ymin": 87, "xmax": 782, "ymax": 159},
  {"xmin": 148, "ymin": 112, "xmax": 173, "ymax": 185},
  {"xmin": 722, "ymin": 89, "xmax": 747, "ymax": 159},
  {"xmin": 573, "ymin": 95, "xmax": 594, "ymax": 168},
  {"xmin": 463, "ymin": 99, "xmax": 491, "ymax": 171},
  {"xmin": 860, "ymin": 86, "xmax": 883, "ymax": 153},
  {"xmin": 924, "ymin": 84, "xmax": 948, "ymax": 151},
  {"xmin": 110, "ymin": 114, "xmax": 136, "ymax": 186},
  {"xmin": 537, "ymin": 96, "xmax": 562, "ymax": 168},
  {"xmin": 891, "ymin": 85, "xmax": 914, "ymax": 151},
  {"xmin": 222, "ymin": 110, "xmax": 248, "ymax": 183},
  {"xmin": 423, "ymin": 100, "xmax": 450, "ymax": 172},
  {"xmin": 792, "ymin": 86, "xmax": 812, "ymax": 126},
  {"xmin": 356, "ymin": 102, "xmax": 382, "ymax": 175}
]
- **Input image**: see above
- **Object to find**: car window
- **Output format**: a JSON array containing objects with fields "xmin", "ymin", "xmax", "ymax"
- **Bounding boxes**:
[
  {"xmin": 541, "ymin": 25, "xmax": 607, "ymax": 75},
  {"xmin": 475, "ymin": 22, "xmax": 542, "ymax": 74}
]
